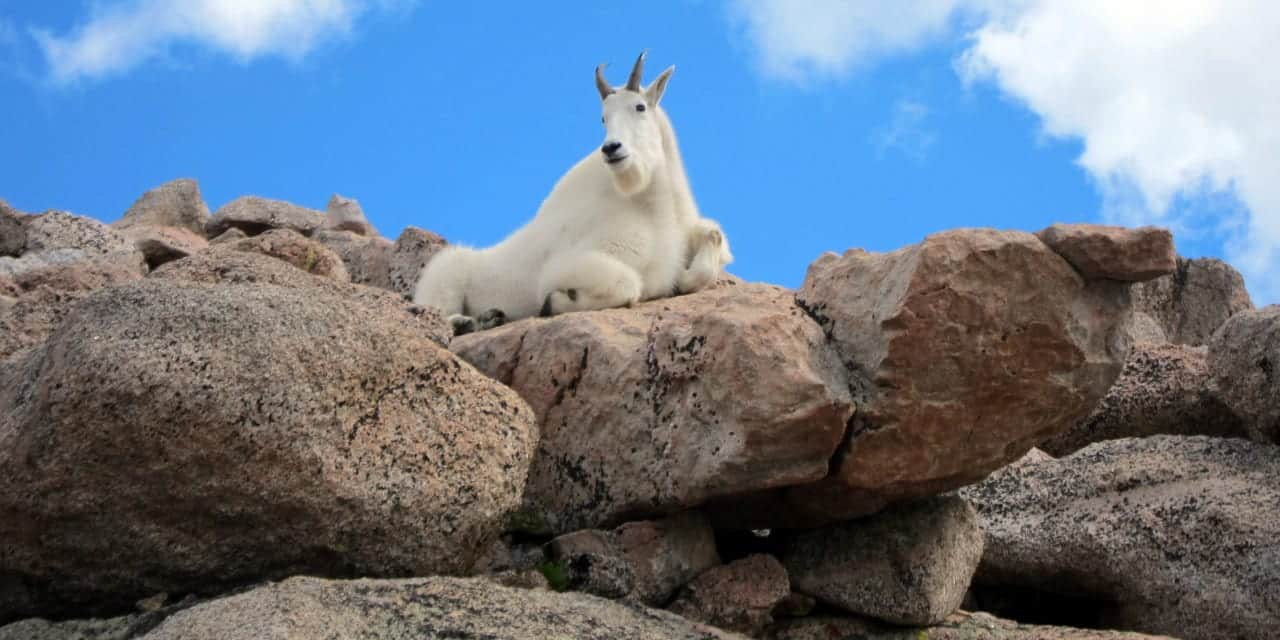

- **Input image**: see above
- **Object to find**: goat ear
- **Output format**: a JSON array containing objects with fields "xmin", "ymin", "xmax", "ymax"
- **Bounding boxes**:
[{"xmin": 646, "ymin": 66, "xmax": 674, "ymax": 105}]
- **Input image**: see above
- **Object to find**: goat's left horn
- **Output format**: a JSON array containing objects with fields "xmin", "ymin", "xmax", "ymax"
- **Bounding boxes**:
[
  {"xmin": 595, "ymin": 64, "xmax": 614, "ymax": 99},
  {"xmin": 625, "ymin": 50, "xmax": 647, "ymax": 92}
]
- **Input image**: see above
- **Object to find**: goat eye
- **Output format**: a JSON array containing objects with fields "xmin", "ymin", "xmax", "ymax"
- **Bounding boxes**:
[{"xmin": 635, "ymin": 104, "xmax": 646, "ymax": 112}]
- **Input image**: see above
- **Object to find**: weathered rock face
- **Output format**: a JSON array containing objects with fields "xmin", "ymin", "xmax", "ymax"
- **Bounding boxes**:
[
  {"xmin": 765, "ymin": 612, "xmax": 1175, "ymax": 640},
  {"xmin": 220, "ymin": 228, "xmax": 350, "ymax": 282},
  {"xmin": 112, "ymin": 178, "xmax": 211, "ymax": 236},
  {"xmin": 22, "ymin": 210, "xmax": 134, "ymax": 256},
  {"xmin": 0, "ymin": 279, "xmax": 536, "ymax": 621},
  {"xmin": 0, "ymin": 576, "xmax": 748, "ymax": 640},
  {"xmin": 1209, "ymin": 306, "xmax": 1280, "ymax": 444},
  {"xmin": 452, "ymin": 283, "xmax": 853, "ymax": 534},
  {"xmin": 668, "ymin": 554, "xmax": 791, "ymax": 636},
  {"xmin": 324, "ymin": 193, "xmax": 377, "ymax": 236},
  {"xmin": 208, "ymin": 228, "xmax": 247, "ymax": 245},
  {"xmin": 782, "ymin": 495, "xmax": 983, "ymax": 626},
  {"xmin": 1035, "ymin": 224, "xmax": 1176, "ymax": 282},
  {"xmin": 1131, "ymin": 257, "xmax": 1253, "ymax": 346},
  {"xmin": 0, "ymin": 200, "xmax": 25, "ymax": 257},
  {"xmin": 961, "ymin": 436, "xmax": 1280, "ymax": 640},
  {"xmin": 312, "ymin": 229, "xmax": 394, "ymax": 289},
  {"xmin": 389, "ymin": 226, "xmax": 447, "ymax": 297},
  {"xmin": 755, "ymin": 229, "xmax": 1128, "ymax": 525},
  {"xmin": 118, "ymin": 225, "xmax": 208, "ymax": 268},
  {"xmin": 1041, "ymin": 343, "xmax": 1246, "ymax": 455},
  {"xmin": 547, "ymin": 529, "xmax": 637, "ymax": 598},
  {"xmin": 206, "ymin": 196, "xmax": 324, "ymax": 237}
]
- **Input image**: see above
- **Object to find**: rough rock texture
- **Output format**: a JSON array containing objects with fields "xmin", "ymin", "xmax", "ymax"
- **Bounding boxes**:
[
  {"xmin": 668, "ymin": 554, "xmax": 791, "ymax": 636},
  {"xmin": 119, "ymin": 225, "xmax": 208, "ymax": 268},
  {"xmin": 1209, "ymin": 306, "xmax": 1280, "ymax": 445},
  {"xmin": 452, "ymin": 283, "xmax": 853, "ymax": 533},
  {"xmin": 206, "ymin": 195, "xmax": 324, "ymax": 237},
  {"xmin": 1131, "ymin": 257, "xmax": 1253, "ymax": 346},
  {"xmin": 961, "ymin": 436, "xmax": 1280, "ymax": 640},
  {"xmin": 0, "ymin": 250, "xmax": 147, "ymax": 361},
  {"xmin": 765, "ymin": 612, "xmax": 1175, "ymax": 640},
  {"xmin": 389, "ymin": 226, "xmax": 447, "ymax": 297},
  {"xmin": 312, "ymin": 229, "xmax": 394, "ymax": 289},
  {"xmin": 325, "ymin": 193, "xmax": 377, "ymax": 236},
  {"xmin": 208, "ymin": 228, "xmax": 247, "ymax": 245},
  {"xmin": 545, "ymin": 511, "xmax": 721, "ymax": 606},
  {"xmin": 0, "ymin": 576, "xmax": 747, "ymax": 640},
  {"xmin": 112, "ymin": 178, "xmax": 211, "ymax": 235},
  {"xmin": 1042, "ymin": 343, "xmax": 1246, "ymax": 455},
  {"xmin": 0, "ymin": 200, "xmax": 24, "ymax": 257},
  {"xmin": 782, "ymin": 495, "xmax": 983, "ymax": 626},
  {"xmin": 22, "ymin": 210, "xmax": 134, "ymax": 256},
  {"xmin": 223, "ymin": 228, "xmax": 349, "ymax": 282},
  {"xmin": 0, "ymin": 279, "xmax": 536, "ymax": 622},
  {"xmin": 755, "ymin": 229, "xmax": 1129, "ymax": 525},
  {"xmin": 1035, "ymin": 224, "xmax": 1176, "ymax": 282}
]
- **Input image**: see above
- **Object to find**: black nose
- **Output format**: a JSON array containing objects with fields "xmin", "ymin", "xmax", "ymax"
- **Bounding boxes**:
[{"xmin": 601, "ymin": 141, "xmax": 622, "ymax": 157}]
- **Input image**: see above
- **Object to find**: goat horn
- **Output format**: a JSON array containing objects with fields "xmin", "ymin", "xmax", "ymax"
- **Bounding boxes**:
[
  {"xmin": 625, "ymin": 50, "xmax": 647, "ymax": 91},
  {"xmin": 595, "ymin": 64, "xmax": 614, "ymax": 99}
]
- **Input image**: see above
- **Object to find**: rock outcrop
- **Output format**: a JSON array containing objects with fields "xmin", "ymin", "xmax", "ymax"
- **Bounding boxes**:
[
  {"xmin": 1035, "ymin": 223, "xmax": 1176, "ymax": 281},
  {"xmin": 112, "ymin": 178, "xmax": 212, "ymax": 236},
  {"xmin": 1208, "ymin": 306, "xmax": 1280, "ymax": 444},
  {"xmin": 1130, "ymin": 257, "xmax": 1253, "ymax": 346},
  {"xmin": 206, "ymin": 196, "xmax": 324, "ymax": 237}
]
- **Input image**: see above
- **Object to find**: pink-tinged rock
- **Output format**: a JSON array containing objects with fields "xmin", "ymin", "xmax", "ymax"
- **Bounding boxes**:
[
  {"xmin": 765, "ymin": 612, "xmax": 1175, "ymax": 640},
  {"xmin": 389, "ymin": 226, "xmax": 447, "ymax": 297},
  {"xmin": 0, "ymin": 200, "xmax": 24, "ymax": 257},
  {"xmin": 1131, "ymin": 257, "xmax": 1253, "ymax": 346},
  {"xmin": 668, "ymin": 554, "xmax": 791, "ymax": 636},
  {"xmin": 207, "ymin": 195, "xmax": 324, "ymax": 237},
  {"xmin": 324, "ymin": 193, "xmax": 378, "ymax": 237},
  {"xmin": 222, "ymin": 228, "xmax": 350, "ymax": 282},
  {"xmin": 113, "ymin": 178, "xmax": 212, "ymax": 236},
  {"xmin": 312, "ymin": 229, "xmax": 394, "ymax": 289},
  {"xmin": 1035, "ymin": 223, "xmax": 1176, "ymax": 282},
  {"xmin": 1209, "ymin": 306, "xmax": 1280, "ymax": 444},
  {"xmin": 451, "ymin": 283, "xmax": 854, "ymax": 534},
  {"xmin": 119, "ymin": 224, "xmax": 209, "ymax": 268}
]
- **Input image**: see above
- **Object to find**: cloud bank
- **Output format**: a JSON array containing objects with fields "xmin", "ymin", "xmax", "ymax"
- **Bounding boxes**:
[
  {"xmin": 733, "ymin": 0, "xmax": 1279, "ymax": 301},
  {"xmin": 33, "ymin": 0, "xmax": 414, "ymax": 85}
]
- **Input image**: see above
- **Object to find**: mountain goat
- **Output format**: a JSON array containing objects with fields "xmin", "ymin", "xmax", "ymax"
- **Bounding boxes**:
[{"xmin": 413, "ymin": 51, "xmax": 732, "ymax": 335}]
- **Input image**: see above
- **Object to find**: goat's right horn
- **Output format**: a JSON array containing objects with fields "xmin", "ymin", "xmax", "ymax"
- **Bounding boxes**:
[
  {"xmin": 595, "ymin": 64, "xmax": 614, "ymax": 99},
  {"xmin": 625, "ymin": 50, "xmax": 647, "ymax": 91}
]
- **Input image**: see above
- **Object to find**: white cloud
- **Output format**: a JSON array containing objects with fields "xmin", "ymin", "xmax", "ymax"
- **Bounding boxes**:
[
  {"xmin": 733, "ymin": 0, "xmax": 1280, "ymax": 302},
  {"xmin": 873, "ymin": 100, "xmax": 936, "ymax": 163},
  {"xmin": 32, "ymin": 0, "xmax": 416, "ymax": 85}
]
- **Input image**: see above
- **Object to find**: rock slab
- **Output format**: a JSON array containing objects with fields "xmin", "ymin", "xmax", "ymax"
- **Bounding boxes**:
[
  {"xmin": 1209, "ymin": 306, "xmax": 1280, "ymax": 444},
  {"xmin": 1035, "ymin": 223, "xmax": 1176, "ymax": 281}
]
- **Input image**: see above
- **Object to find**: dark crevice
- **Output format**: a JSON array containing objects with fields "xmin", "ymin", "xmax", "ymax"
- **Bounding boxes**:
[{"xmin": 967, "ymin": 583, "xmax": 1127, "ymax": 629}]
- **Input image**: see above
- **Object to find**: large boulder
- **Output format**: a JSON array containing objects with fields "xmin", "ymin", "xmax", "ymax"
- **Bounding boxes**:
[
  {"xmin": 781, "ymin": 495, "xmax": 983, "ymax": 626},
  {"xmin": 22, "ymin": 210, "xmax": 133, "ymax": 256},
  {"xmin": 1034, "ymin": 224, "xmax": 1175, "ymax": 282},
  {"xmin": 765, "ymin": 612, "xmax": 1175, "ymax": 640},
  {"xmin": 0, "ymin": 278, "xmax": 536, "ymax": 621},
  {"xmin": 112, "ymin": 178, "xmax": 211, "ymax": 236},
  {"xmin": 0, "ymin": 576, "xmax": 747, "ymax": 640},
  {"xmin": 220, "ymin": 228, "xmax": 350, "ymax": 282},
  {"xmin": 118, "ymin": 225, "xmax": 208, "ymax": 269},
  {"xmin": 312, "ymin": 229, "xmax": 394, "ymax": 289},
  {"xmin": 389, "ymin": 226, "xmax": 447, "ymax": 297},
  {"xmin": 206, "ymin": 196, "xmax": 324, "ymax": 237},
  {"xmin": 452, "ymin": 283, "xmax": 854, "ymax": 533},
  {"xmin": 1130, "ymin": 257, "xmax": 1253, "ymax": 346},
  {"xmin": 668, "ymin": 554, "xmax": 791, "ymax": 636},
  {"xmin": 0, "ymin": 200, "xmax": 24, "ymax": 257},
  {"xmin": 324, "ymin": 193, "xmax": 377, "ymax": 236},
  {"xmin": 732, "ymin": 229, "xmax": 1127, "ymax": 526},
  {"xmin": 961, "ymin": 436, "xmax": 1280, "ymax": 640},
  {"xmin": 1041, "ymin": 343, "xmax": 1246, "ymax": 455},
  {"xmin": 1208, "ymin": 306, "xmax": 1280, "ymax": 445}
]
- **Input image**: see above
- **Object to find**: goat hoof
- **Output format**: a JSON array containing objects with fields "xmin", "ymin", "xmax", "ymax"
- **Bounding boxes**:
[
  {"xmin": 477, "ymin": 308, "xmax": 507, "ymax": 330},
  {"xmin": 450, "ymin": 315, "xmax": 478, "ymax": 336}
]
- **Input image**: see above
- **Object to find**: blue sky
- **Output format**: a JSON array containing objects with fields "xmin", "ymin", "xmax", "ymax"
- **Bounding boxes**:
[{"xmin": 1, "ymin": 2, "xmax": 1275, "ymax": 302}]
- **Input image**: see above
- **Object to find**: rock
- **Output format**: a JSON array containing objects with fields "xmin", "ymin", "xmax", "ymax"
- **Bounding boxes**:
[
  {"xmin": 324, "ymin": 193, "xmax": 377, "ymax": 236},
  {"xmin": 223, "ymin": 228, "xmax": 350, "ymax": 282},
  {"xmin": 1035, "ymin": 224, "xmax": 1176, "ymax": 282},
  {"xmin": 483, "ymin": 569, "xmax": 552, "ymax": 591},
  {"xmin": 1042, "ymin": 343, "xmax": 1246, "ymax": 455},
  {"xmin": 389, "ymin": 226, "xmax": 447, "ymax": 297},
  {"xmin": 756, "ymin": 229, "xmax": 1128, "ymax": 525},
  {"xmin": 312, "ymin": 229, "xmax": 394, "ymax": 289},
  {"xmin": 668, "ymin": 554, "xmax": 790, "ymax": 636},
  {"xmin": 452, "ymin": 283, "xmax": 853, "ymax": 533},
  {"xmin": 1131, "ymin": 257, "xmax": 1253, "ymax": 346},
  {"xmin": 206, "ymin": 195, "xmax": 324, "ymax": 237},
  {"xmin": 0, "ymin": 200, "xmax": 24, "ymax": 257},
  {"xmin": 615, "ymin": 511, "xmax": 722, "ymax": 607},
  {"xmin": 113, "ymin": 178, "xmax": 211, "ymax": 236},
  {"xmin": 545, "ymin": 511, "xmax": 721, "ymax": 606},
  {"xmin": 208, "ymin": 228, "xmax": 247, "ymax": 245},
  {"xmin": 771, "ymin": 592, "xmax": 816, "ymax": 618},
  {"xmin": 22, "ymin": 210, "xmax": 133, "ymax": 256},
  {"xmin": 0, "ymin": 576, "xmax": 748, "ymax": 640},
  {"xmin": 546, "ymin": 529, "xmax": 636, "ymax": 599},
  {"xmin": 150, "ymin": 250, "xmax": 452, "ymax": 346},
  {"xmin": 961, "ymin": 436, "xmax": 1280, "ymax": 640},
  {"xmin": 1208, "ymin": 306, "xmax": 1280, "ymax": 444},
  {"xmin": 764, "ymin": 612, "xmax": 1175, "ymax": 640},
  {"xmin": 0, "ymin": 250, "xmax": 147, "ymax": 361},
  {"xmin": 782, "ymin": 495, "xmax": 983, "ymax": 626},
  {"xmin": 119, "ymin": 225, "xmax": 208, "ymax": 268},
  {"xmin": 0, "ymin": 279, "xmax": 536, "ymax": 621}
]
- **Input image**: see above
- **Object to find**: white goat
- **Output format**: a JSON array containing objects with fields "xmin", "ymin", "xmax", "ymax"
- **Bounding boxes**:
[{"xmin": 413, "ymin": 51, "xmax": 732, "ymax": 334}]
